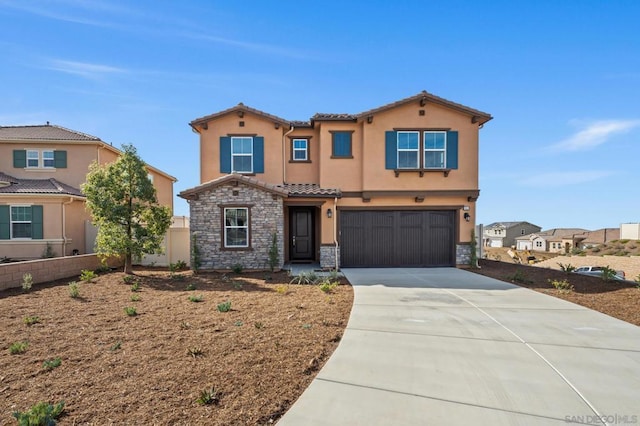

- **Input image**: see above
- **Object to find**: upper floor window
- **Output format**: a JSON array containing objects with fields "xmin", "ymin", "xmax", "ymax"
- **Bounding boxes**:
[
  {"xmin": 231, "ymin": 137, "xmax": 253, "ymax": 173},
  {"xmin": 43, "ymin": 150, "xmax": 55, "ymax": 168},
  {"xmin": 224, "ymin": 207, "xmax": 249, "ymax": 248},
  {"xmin": 219, "ymin": 136, "xmax": 264, "ymax": 174},
  {"xmin": 397, "ymin": 131, "xmax": 419, "ymax": 169},
  {"xmin": 292, "ymin": 139, "xmax": 308, "ymax": 161},
  {"xmin": 13, "ymin": 150, "xmax": 66, "ymax": 169},
  {"xmin": 27, "ymin": 150, "xmax": 39, "ymax": 168},
  {"xmin": 424, "ymin": 131, "xmax": 446, "ymax": 169},
  {"xmin": 331, "ymin": 131, "xmax": 353, "ymax": 158}
]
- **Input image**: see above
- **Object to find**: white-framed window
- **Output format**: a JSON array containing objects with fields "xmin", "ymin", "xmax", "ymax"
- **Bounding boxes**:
[
  {"xmin": 231, "ymin": 137, "xmax": 253, "ymax": 173},
  {"xmin": 43, "ymin": 150, "xmax": 55, "ymax": 168},
  {"xmin": 536, "ymin": 241, "xmax": 543, "ymax": 248},
  {"xmin": 147, "ymin": 173, "xmax": 154, "ymax": 183},
  {"xmin": 11, "ymin": 206, "xmax": 32, "ymax": 239},
  {"xmin": 424, "ymin": 131, "xmax": 447, "ymax": 169},
  {"xmin": 26, "ymin": 150, "xmax": 39, "ymax": 168},
  {"xmin": 224, "ymin": 207, "xmax": 249, "ymax": 248},
  {"xmin": 397, "ymin": 131, "xmax": 419, "ymax": 169},
  {"xmin": 292, "ymin": 139, "xmax": 308, "ymax": 161}
]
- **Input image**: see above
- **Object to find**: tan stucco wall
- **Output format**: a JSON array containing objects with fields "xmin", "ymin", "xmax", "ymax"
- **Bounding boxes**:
[{"xmin": 285, "ymin": 129, "xmax": 320, "ymax": 184}]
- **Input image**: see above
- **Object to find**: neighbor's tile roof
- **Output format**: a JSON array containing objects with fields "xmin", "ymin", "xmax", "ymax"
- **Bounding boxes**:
[
  {"xmin": 311, "ymin": 113, "xmax": 357, "ymax": 122},
  {"xmin": 0, "ymin": 172, "xmax": 84, "ymax": 197},
  {"xmin": 278, "ymin": 183, "xmax": 341, "ymax": 197},
  {"xmin": 575, "ymin": 228, "xmax": 620, "ymax": 244},
  {"xmin": 0, "ymin": 124, "xmax": 101, "ymax": 142}
]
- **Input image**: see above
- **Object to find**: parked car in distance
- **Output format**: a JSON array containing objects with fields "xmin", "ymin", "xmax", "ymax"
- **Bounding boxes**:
[{"xmin": 574, "ymin": 266, "xmax": 625, "ymax": 281}]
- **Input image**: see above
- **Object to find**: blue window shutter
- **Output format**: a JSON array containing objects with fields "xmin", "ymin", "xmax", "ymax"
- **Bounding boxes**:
[
  {"xmin": 385, "ymin": 131, "xmax": 397, "ymax": 169},
  {"xmin": 31, "ymin": 205, "xmax": 43, "ymax": 239},
  {"xmin": 13, "ymin": 150, "xmax": 26, "ymax": 168},
  {"xmin": 220, "ymin": 136, "xmax": 231, "ymax": 173},
  {"xmin": 54, "ymin": 150, "xmax": 67, "ymax": 168},
  {"xmin": 332, "ymin": 132, "xmax": 352, "ymax": 157},
  {"xmin": 253, "ymin": 136, "xmax": 264, "ymax": 173},
  {"xmin": 446, "ymin": 131, "xmax": 458, "ymax": 169},
  {"xmin": 0, "ymin": 206, "xmax": 9, "ymax": 240}
]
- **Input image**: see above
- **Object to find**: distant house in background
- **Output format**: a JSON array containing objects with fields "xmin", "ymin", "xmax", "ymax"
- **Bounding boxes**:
[
  {"xmin": 574, "ymin": 228, "xmax": 620, "ymax": 249},
  {"xmin": 0, "ymin": 124, "xmax": 176, "ymax": 260},
  {"xmin": 515, "ymin": 228, "xmax": 588, "ymax": 253},
  {"xmin": 483, "ymin": 221, "xmax": 541, "ymax": 248},
  {"xmin": 620, "ymin": 223, "xmax": 640, "ymax": 240}
]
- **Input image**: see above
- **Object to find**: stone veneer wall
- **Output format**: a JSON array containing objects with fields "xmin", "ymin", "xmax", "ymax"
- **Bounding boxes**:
[
  {"xmin": 456, "ymin": 243, "xmax": 471, "ymax": 266},
  {"xmin": 320, "ymin": 245, "xmax": 340, "ymax": 270},
  {"xmin": 189, "ymin": 182, "xmax": 285, "ymax": 271}
]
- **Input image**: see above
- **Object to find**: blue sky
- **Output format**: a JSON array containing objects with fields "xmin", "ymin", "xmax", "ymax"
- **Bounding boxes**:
[{"xmin": 1, "ymin": 0, "xmax": 639, "ymax": 230}]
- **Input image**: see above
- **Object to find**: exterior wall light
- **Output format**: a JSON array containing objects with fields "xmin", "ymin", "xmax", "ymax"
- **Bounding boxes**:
[
  {"xmin": 326, "ymin": 208, "xmax": 332, "ymax": 218},
  {"xmin": 464, "ymin": 212, "xmax": 471, "ymax": 222}
]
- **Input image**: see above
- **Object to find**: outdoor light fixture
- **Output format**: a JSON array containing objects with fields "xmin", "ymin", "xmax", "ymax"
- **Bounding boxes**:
[
  {"xmin": 464, "ymin": 212, "xmax": 471, "ymax": 222},
  {"xmin": 326, "ymin": 208, "xmax": 332, "ymax": 218}
]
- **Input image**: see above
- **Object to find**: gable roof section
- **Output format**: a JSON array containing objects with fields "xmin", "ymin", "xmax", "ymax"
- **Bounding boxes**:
[
  {"xmin": 190, "ymin": 103, "xmax": 290, "ymax": 128},
  {"xmin": 0, "ymin": 124, "xmax": 101, "ymax": 142},
  {"xmin": 575, "ymin": 228, "xmax": 620, "ymax": 244},
  {"xmin": 485, "ymin": 221, "xmax": 541, "ymax": 230},
  {"xmin": 278, "ymin": 183, "xmax": 341, "ymax": 198},
  {"xmin": 179, "ymin": 174, "xmax": 289, "ymax": 200},
  {"xmin": 0, "ymin": 172, "xmax": 84, "ymax": 197}
]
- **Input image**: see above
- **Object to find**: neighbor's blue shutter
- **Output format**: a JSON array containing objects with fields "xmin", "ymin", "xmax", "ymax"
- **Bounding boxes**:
[
  {"xmin": 31, "ymin": 205, "xmax": 43, "ymax": 240},
  {"xmin": 385, "ymin": 131, "xmax": 397, "ymax": 169},
  {"xmin": 13, "ymin": 150, "xmax": 26, "ymax": 168},
  {"xmin": 220, "ymin": 136, "xmax": 231, "ymax": 173},
  {"xmin": 253, "ymin": 136, "xmax": 264, "ymax": 173},
  {"xmin": 0, "ymin": 206, "xmax": 9, "ymax": 240},
  {"xmin": 446, "ymin": 131, "xmax": 458, "ymax": 170},
  {"xmin": 54, "ymin": 150, "xmax": 67, "ymax": 168}
]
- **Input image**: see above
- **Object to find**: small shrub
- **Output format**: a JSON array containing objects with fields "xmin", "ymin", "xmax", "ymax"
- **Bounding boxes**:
[
  {"xmin": 328, "ymin": 269, "xmax": 340, "ymax": 281},
  {"xmin": 188, "ymin": 294, "xmax": 204, "ymax": 303},
  {"xmin": 600, "ymin": 266, "xmax": 618, "ymax": 282},
  {"xmin": 130, "ymin": 282, "xmax": 140, "ymax": 292},
  {"xmin": 68, "ymin": 282, "xmax": 80, "ymax": 298},
  {"xmin": 130, "ymin": 294, "xmax": 141, "ymax": 302},
  {"xmin": 319, "ymin": 280, "xmax": 338, "ymax": 293},
  {"xmin": 187, "ymin": 347, "xmax": 204, "ymax": 358},
  {"xmin": 548, "ymin": 279, "xmax": 574, "ymax": 292},
  {"xmin": 557, "ymin": 263, "xmax": 576, "ymax": 273},
  {"xmin": 42, "ymin": 242, "xmax": 56, "ymax": 259},
  {"xmin": 619, "ymin": 239, "xmax": 630, "ymax": 244},
  {"xmin": 275, "ymin": 284, "xmax": 289, "ymax": 295},
  {"xmin": 23, "ymin": 316, "xmax": 41, "ymax": 326},
  {"xmin": 234, "ymin": 320, "xmax": 243, "ymax": 327},
  {"xmin": 307, "ymin": 271, "xmax": 319, "ymax": 284},
  {"xmin": 170, "ymin": 272, "xmax": 185, "ymax": 281},
  {"xmin": 231, "ymin": 263, "xmax": 243, "ymax": 274},
  {"xmin": 9, "ymin": 342, "xmax": 28, "ymax": 354},
  {"xmin": 123, "ymin": 275, "xmax": 136, "ymax": 284},
  {"xmin": 217, "ymin": 301, "xmax": 232, "ymax": 312},
  {"xmin": 507, "ymin": 270, "xmax": 532, "ymax": 284},
  {"xmin": 302, "ymin": 323, "xmax": 312, "ymax": 329},
  {"xmin": 254, "ymin": 321, "xmax": 264, "ymax": 329},
  {"xmin": 12, "ymin": 401, "xmax": 65, "ymax": 425},
  {"xmin": 232, "ymin": 280, "xmax": 243, "ymax": 290},
  {"xmin": 179, "ymin": 321, "xmax": 191, "ymax": 330},
  {"xmin": 95, "ymin": 262, "xmax": 111, "ymax": 273},
  {"xmin": 290, "ymin": 272, "xmax": 314, "ymax": 285},
  {"xmin": 80, "ymin": 269, "xmax": 96, "ymax": 283},
  {"xmin": 186, "ymin": 282, "xmax": 197, "ymax": 291},
  {"xmin": 42, "ymin": 357, "xmax": 62, "ymax": 371},
  {"xmin": 196, "ymin": 386, "xmax": 220, "ymax": 406},
  {"xmin": 22, "ymin": 273, "xmax": 33, "ymax": 292},
  {"xmin": 123, "ymin": 306, "xmax": 137, "ymax": 317},
  {"xmin": 591, "ymin": 246, "xmax": 601, "ymax": 253},
  {"xmin": 175, "ymin": 260, "xmax": 187, "ymax": 270},
  {"xmin": 110, "ymin": 341, "xmax": 122, "ymax": 351}
]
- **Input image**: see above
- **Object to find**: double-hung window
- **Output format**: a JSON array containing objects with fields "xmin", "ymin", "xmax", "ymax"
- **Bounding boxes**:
[
  {"xmin": 43, "ymin": 150, "xmax": 55, "ymax": 168},
  {"xmin": 231, "ymin": 137, "xmax": 253, "ymax": 173},
  {"xmin": 424, "ymin": 131, "xmax": 446, "ymax": 169},
  {"xmin": 224, "ymin": 207, "xmax": 249, "ymax": 248},
  {"xmin": 397, "ymin": 131, "xmax": 419, "ymax": 169},
  {"xmin": 11, "ymin": 206, "xmax": 32, "ymax": 239},
  {"xmin": 26, "ymin": 150, "xmax": 39, "ymax": 168},
  {"xmin": 292, "ymin": 139, "xmax": 308, "ymax": 161}
]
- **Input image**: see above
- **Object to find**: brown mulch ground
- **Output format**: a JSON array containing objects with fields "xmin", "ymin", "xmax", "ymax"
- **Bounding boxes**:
[
  {"xmin": 472, "ymin": 259, "xmax": 640, "ymax": 326},
  {"xmin": 0, "ymin": 268, "xmax": 353, "ymax": 425}
]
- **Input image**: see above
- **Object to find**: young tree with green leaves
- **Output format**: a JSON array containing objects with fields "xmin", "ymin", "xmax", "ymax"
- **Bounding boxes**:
[{"xmin": 82, "ymin": 144, "xmax": 172, "ymax": 274}]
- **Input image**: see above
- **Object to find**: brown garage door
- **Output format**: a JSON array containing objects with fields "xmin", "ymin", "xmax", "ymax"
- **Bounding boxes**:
[{"xmin": 340, "ymin": 210, "xmax": 455, "ymax": 267}]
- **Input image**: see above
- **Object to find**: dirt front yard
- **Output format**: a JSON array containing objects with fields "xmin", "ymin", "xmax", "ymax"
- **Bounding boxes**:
[
  {"xmin": 0, "ymin": 269, "xmax": 353, "ymax": 425},
  {"xmin": 472, "ymin": 259, "xmax": 640, "ymax": 326}
]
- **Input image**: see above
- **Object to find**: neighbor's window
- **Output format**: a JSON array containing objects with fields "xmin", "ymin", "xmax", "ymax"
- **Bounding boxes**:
[
  {"xmin": 292, "ymin": 139, "xmax": 308, "ymax": 161},
  {"xmin": 231, "ymin": 137, "xmax": 253, "ymax": 173},
  {"xmin": 331, "ymin": 131, "xmax": 353, "ymax": 158},
  {"xmin": 43, "ymin": 150, "xmax": 55, "ymax": 168},
  {"xmin": 26, "ymin": 150, "xmax": 39, "ymax": 168},
  {"xmin": 424, "ymin": 131, "xmax": 446, "ymax": 169},
  {"xmin": 11, "ymin": 206, "xmax": 32, "ymax": 239},
  {"xmin": 224, "ymin": 207, "xmax": 249, "ymax": 248},
  {"xmin": 397, "ymin": 131, "xmax": 419, "ymax": 169},
  {"xmin": 536, "ymin": 241, "xmax": 543, "ymax": 248}
]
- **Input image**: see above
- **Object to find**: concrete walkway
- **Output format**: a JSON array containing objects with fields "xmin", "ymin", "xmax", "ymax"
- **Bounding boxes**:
[{"xmin": 278, "ymin": 268, "xmax": 640, "ymax": 425}]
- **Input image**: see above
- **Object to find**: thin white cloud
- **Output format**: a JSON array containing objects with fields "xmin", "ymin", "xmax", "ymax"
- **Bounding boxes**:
[
  {"xmin": 180, "ymin": 32, "xmax": 314, "ymax": 60},
  {"xmin": 551, "ymin": 119, "xmax": 640, "ymax": 151},
  {"xmin": 519, "ymin": 171, "xmax": 614, "ymax": 187},
  {"xmin": 47, "ymin": 59, "xmax": 127, "ymax": 79}
]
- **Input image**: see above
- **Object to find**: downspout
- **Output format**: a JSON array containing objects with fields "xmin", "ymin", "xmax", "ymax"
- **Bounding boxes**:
[
  {"xmin": 282, "ymin": 125, "xmax": 294, "ymax": 184},
  {"xmin": 62, "ymin": 197, "xmax": 74, "ymax": 256},
  {"xmin": 333, "ymin": 196, "xmax": 339, "ymax": 271}
]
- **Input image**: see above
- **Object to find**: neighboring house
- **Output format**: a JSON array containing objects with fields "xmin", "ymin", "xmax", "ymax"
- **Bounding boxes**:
[
  {"xmin": 0, "ymin": 124, "xmax": 176, "ymax": 260},
  {"xmin": 179, "ymin": 91, "xmax": 492, "ymax": 270},
  {"xmin": 515, "ymin": 228, "xmax": 588, "ymax": 253},
  {"xmin": 574, "ymin": 228, "xmax": 620, "ymax": 249},
  {"xmin": 483, "ymin": 221, "xmax": 541, "ymax": 248},
  {"xmin": 620, "ymin": 223, "xmax": 640, "ymax": 240}
]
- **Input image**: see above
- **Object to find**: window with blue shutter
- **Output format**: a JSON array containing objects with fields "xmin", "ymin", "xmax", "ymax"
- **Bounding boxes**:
[
  {"xmin": 219, "ymin": 136, "xmax": 264, "ymax": 174},
  {"xmin": 0, "ymin": 206, "xmax": 9, "ymax": 240},
  {"xmin": 8, "ymin": 205, "xmax": 42, "ymax": 239},
  {"xmin": 331, "ymin": 131, "xmax": 353, "ymax": 158},
  {"xmin": 385, "ymin": 130, "xmax": 458, "ymax": 172},
  {"xmin": 13, "ymin": 150, "xmax": 26, "ymax": 168},
  {"xmin": 54, "ymin": 150, "xmax": 67, "ymax": 168},
  {"xmin": 446, "ymin": 131, "xmax": 458, "ymax": 169}
]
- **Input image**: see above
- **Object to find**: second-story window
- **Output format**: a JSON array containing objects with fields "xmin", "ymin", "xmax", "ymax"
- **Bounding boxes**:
[
  {"xmin": 231, "ymin": 137, "xmax": 253, "ymax": 173},
  {"xmin": 43, "ymin": 150, "xmax": 55, "ymax": 168},
  {"xmin": 397, "ymin": 131, "xmax": 419, "ymax": 169},
  {"xmin": 26, "ymin": 150, "xmax": 39, "ymax": 168},
  {"xmin": 331, "ymin": 131, "xmax": 353, "ymax": 158},
  {"xmin": 292, "ymin": 139, "xmax": 308, "ymax": 161},
  {"xmin": 424, "ymin": 131, "xmax": 447, "ymax": 169}
]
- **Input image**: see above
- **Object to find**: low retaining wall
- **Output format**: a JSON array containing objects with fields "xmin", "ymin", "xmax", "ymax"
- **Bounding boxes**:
[
  {"xmin": 0, "ymin": 254, "xmax": 122, "ymax": 292},
  {"xmin": 535, "ymin": 255, "xmax": 640, "ymax": 281}
]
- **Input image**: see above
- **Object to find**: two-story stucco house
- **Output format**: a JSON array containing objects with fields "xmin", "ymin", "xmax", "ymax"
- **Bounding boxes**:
[
  {"xmin": 0, "ymin": 124, "xmax": 176, "ymax": 260},
  {"xmin": 483, "ymin": 221, "xmax": 541, "ymax": 248},
  {"xmin": 179, "ymin": 91, "xmax": 492, "ymax": 270}
]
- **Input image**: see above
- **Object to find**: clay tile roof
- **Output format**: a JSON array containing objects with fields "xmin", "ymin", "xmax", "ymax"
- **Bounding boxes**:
[
  {"xmin": 278, "ymin": 183, "xmax": 341, "ymax": 197},
  {"xmin": 0, "ymin": 124, "xmax": 101, "ymax": 141},
  {"xmin": 190, "ymin": 103, "xmax": 290, "ymax": 127},
  {"xmin": 290, "ymin": 120, "xmax": 313, "ymax": 128},
  {"xmin": 0, "ymin": 172, "xmax": 84, "ymax": 197},
  {"xmin": 178, "ymin": 174, "xmax": 289, "ymax": 200},
  {"xmin": 311, "ymin": 113, "xmax": 357, "ymax": 122}
]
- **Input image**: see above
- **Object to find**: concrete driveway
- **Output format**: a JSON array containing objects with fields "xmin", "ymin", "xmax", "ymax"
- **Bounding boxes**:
[{"xmin": 278, "ymin": 268, "xmax": 640, "ymax": 425}]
